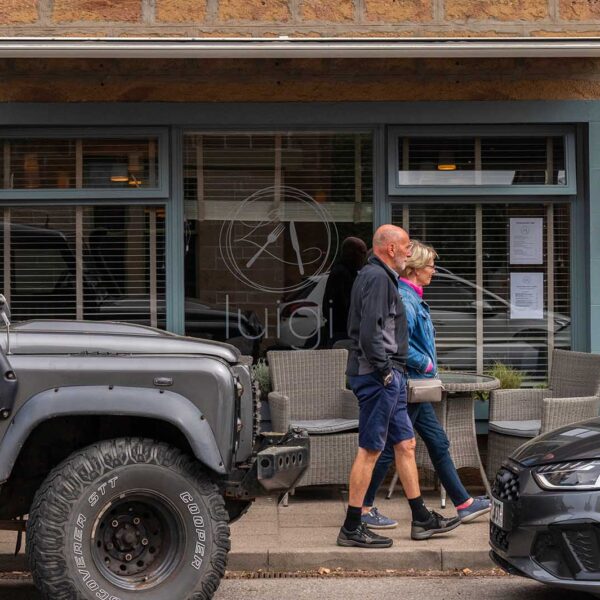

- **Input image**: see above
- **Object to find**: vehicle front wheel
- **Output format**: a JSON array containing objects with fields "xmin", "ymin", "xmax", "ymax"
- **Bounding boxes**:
[{"xmin": 27, "ymin": 438, "xmax": 230, "ymax": 600}]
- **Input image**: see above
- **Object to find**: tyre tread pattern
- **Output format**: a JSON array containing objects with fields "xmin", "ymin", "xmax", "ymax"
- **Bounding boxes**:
[{"xmin": 26, "ymin": 437, "xmax": 231, "ymax": 600}]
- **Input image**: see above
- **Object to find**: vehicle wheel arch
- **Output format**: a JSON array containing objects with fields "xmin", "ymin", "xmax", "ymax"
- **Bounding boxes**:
[
  {"xmin": 0, "ymin": 412, "xmax": 222, "ymax": 521},
  {"xmin": 0, "ymin": 385, "xmax": 228, "ymax": 488}
]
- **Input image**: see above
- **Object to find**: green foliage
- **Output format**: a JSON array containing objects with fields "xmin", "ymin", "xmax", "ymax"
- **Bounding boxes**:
[
  {"xmin": 486, "ymin": 362, "xmax": 524, "ymax": 390},
  {"xmin": 251, "ymin": 358, "xmax": 271, "ymax": 397}
]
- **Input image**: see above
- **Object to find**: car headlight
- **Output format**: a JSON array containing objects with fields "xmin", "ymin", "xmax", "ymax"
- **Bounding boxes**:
[{"xmin": 534, "ymin": 460, "xmax": 600, "ymax": 490}]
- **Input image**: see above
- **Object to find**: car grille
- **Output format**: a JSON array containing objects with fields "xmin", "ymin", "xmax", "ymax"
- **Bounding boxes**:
[
  {"xmin": 490, "ymin": 466, "xmax": 520, "ymax": 553},
  {"xmin": 490, "ymin": 522, "xmax": 510, "ymax": 552},
  {"xmin": 533, "ymin": 526, "xmax": 600, "ymax": 580},
  {"xmin": 564, "ymin": 528, "xmax": 600, "ymax": 572},
  {"xmin": 492, "ymin": 466, "xmax": 520, "ymax": 502},
  {"xmin": 252, "ymin": 379, "xmax": 262, "ymax": 441}
]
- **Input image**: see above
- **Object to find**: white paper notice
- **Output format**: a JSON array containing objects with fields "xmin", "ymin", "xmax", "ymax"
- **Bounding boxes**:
[
  {"xmin": 510, "ymin": 218, "xmax": 543, "ymax": 265},
  {"xmin": 510, "ymin": 272, "xmax": 544, "ymax": 320}
]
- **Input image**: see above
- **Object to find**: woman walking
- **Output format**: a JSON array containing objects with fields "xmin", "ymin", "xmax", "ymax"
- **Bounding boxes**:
[{"xmin": 361, "ymin": 241, "xmax": 491, "ymax": 530}]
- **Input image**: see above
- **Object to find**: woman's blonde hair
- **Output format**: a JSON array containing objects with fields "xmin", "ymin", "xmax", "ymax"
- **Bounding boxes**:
[{"xmin": 402, "ymin": 240, "xmax": 439, "ymax": 278}]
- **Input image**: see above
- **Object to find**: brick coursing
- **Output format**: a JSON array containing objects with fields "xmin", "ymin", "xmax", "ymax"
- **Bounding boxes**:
[
  {"xmin": 559, "ymin": 0, "xmax": 600, "ymax": 21},
  {"xmin": 52, "ymin": 0, "xmax": 142, "ymax": 23},
  {"xmin": 0, "ymin": 0, "xmax": 38, "ymax": 25},
  {"xmin": 217, "ymin": 0, "xmax": 291, "ymax": 22},
  {"xmin": 1, "ymin": 0, "xmax": 600, "ymax": 36},
  {"xmin": 156, "ymin": 0, "xmax": 207, "ymax": 23},
  {"xmin": 363, "ymin": 0, "xmax": 434, "ymax": 23},
  {"xmin": 444, "ymin": 0, "xmax": 549, "ymax": 21},
  {"xmin": 300, "ymin": 0, "xmax": 355, "ymax": 22}
]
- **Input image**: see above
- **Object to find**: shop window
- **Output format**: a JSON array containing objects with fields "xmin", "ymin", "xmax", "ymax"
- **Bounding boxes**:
[
  {"xmin": 389, "ymin": 129, "xmax": 571, "ymax": 191},
  {"xmin": 0, "ymin": 205, "xmax": 165, "ymax": 325},
  {"xmin": 82, "ymin": 138, "xmax": 158, "ymax": 189},
  {"xmin": 183, "ymin": 131, "xmax": 374, "ymax": 358},
  {"xmin": 9, "ymin": 139, "xmax": 77, "ymax": 189},
  {"xmin": 391, "ymin": 202, "xmax": 571, "ymax": 384},
  {"xmin": 1, "ymin": 136, "xmax": 159, "ymax": 190}
]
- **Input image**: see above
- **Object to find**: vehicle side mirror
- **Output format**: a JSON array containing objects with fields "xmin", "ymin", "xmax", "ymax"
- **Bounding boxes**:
[
  {"xmin": 470, "ymin": 299, "xmax": 494, "ymax": 313},
  {"xmin": 0, "ymin": 294, "xmax": 10, "ymax": 326},
  {"xmin": 0, "ymin": 294, "xmax": 10, "ymax": 354}
]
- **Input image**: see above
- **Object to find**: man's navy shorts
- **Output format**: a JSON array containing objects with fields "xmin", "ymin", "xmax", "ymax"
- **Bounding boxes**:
[{"xmin": 348, "ymin": 369, "xmax": 414, "ymax": 451}]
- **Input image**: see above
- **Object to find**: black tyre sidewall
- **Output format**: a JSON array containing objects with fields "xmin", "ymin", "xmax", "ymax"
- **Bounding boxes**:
[
  {"xmin": 24, "ymin": 438, "xmax": 231, "ymax": 600},
  {"xmin": 67, "ymin": 463, "xmax": 217, "ymax": 600}
]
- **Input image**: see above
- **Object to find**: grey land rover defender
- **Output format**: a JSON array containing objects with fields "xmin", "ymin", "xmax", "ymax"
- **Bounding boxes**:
[{"xmin": 0, "ymin": 294, "xmax": 309, "ymax": 600}]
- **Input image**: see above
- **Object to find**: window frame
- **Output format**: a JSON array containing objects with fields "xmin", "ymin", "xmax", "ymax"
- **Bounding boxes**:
[
  {"xmin": 0, "ymin": 127, "xmax": 169, "ymax": 200},
  {"xmin": 387, "ymin": 125, "xmax": 577, "ymax": 196}
]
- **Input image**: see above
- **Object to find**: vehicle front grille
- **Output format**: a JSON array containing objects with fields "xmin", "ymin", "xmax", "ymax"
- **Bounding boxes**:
[
  {"xmin": 564, "ymin": 528, "xmax": 600, "ymax": 572},
  {"xmin": 533, "ymin": 526, "xmax": 600, "ymax": 580},
  {"xmin": 492, "ymin": 467, "xmax": 520, "ymax": 502},
  {"xmin": 490, "ymin": 522, "xmax": 509, "ymax": 552},
  {"xmin": 252, "ymin": 379, "xmax": 262, "ymax": 441}
]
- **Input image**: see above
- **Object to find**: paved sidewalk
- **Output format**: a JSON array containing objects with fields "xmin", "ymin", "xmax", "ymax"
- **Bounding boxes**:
[
  {"xmin": 0, "ymin": 489, "xmax": 492, "ymax": 574},
  {"xmin": 229, "ymin": 488, "xmax": 493, "ymax": 572}
]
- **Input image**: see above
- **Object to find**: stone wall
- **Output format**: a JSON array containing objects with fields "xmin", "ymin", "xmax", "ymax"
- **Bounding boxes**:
[
  {"xmin": 2, "ymin": 0, "xmax": 600, "ymax": 38},
  {"xmin": 2, "ymin": 56, "xmax": 600, "ymax": 101}
]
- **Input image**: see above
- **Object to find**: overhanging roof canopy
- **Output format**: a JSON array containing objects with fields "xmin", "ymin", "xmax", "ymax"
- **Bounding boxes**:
[{"xmin": 2, "ymin": 37, "xmax": 600, "ymax": 59}]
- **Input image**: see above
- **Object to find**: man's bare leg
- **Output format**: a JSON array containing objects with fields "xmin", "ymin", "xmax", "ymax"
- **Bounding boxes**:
[
  {"xmin": 348, "ymin": 447, "xmax": 381, "ymax": 507},
  {"xmin": 393, "ymin": 438, "xmax": 420, "ymax": 499}
]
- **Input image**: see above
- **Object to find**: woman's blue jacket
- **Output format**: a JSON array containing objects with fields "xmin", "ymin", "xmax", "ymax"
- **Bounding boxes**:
[{"xmin": 398, "ymin": 279, "xmax": 437, "ymax": 379}]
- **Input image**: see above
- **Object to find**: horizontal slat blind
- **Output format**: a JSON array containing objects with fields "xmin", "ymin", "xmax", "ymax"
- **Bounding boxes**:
[
  {"xmin": 0, "ymin": 137, "xmax": 159, "ymax": 190},
  {"xmin": 395, "ymin": 204, "xmax": 478, "ymax": 369},
  {"xmin": 397, "ymin": 136, "xmax": 566, "ymax": 186},
  {"xmin": 182, "ymin": 131, "xmax": 374, "ymax": 351},
  {"xmin": 392, "ymin": 202, "xmax": 571, "ymax": 384},
  {"xmin": 0, "ymin": 205, "xmax": 165, "ymax": 327},
  {"xmin": 183, "ymin": 132, "xmax": 373, "ymax": 222}
]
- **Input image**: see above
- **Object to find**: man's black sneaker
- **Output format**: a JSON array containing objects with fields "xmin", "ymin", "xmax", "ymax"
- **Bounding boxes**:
[
  {"xmin": 337, "ymin": 523, "xmax": 393, "ymax": 548},
  {"xmin": 411, "ymin": 511, "xmax": 461, "ymax": 540}
]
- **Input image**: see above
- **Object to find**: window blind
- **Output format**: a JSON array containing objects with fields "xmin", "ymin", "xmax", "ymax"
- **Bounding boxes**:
[
  {"xmin": 392, "ymin": 202, "xmax": 571, "ymax": 384},
  {"xmin": 1, "ymin": 137, "xmax": 159, "ymax": 190},
  {"xmin": 397, "ymin": 136, "xmax": 566, "ymax": 187},
  {"xmin": 0, "ymin": 205, "xmax": 165, "ymax": 327}
]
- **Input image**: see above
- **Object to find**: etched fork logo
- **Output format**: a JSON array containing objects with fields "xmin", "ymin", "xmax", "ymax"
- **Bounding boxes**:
[{"xmin": 219, "ymin": 186, "xmax": 338, "ymax": 294}]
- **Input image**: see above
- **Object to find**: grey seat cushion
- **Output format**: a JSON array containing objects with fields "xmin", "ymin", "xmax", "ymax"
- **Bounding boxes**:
[
  {"xmin": 290, "ymin": 418, "xmax": 359, "ymax": 435},
  {"xmin": 489, "ymin": 419, "xmax": 541, "ymax": 438}
]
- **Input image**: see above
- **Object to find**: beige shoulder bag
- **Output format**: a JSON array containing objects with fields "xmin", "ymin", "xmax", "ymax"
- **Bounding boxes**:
[{"xmin": 407, "ymin": 378, "xmax": 444, "ymax": 403}]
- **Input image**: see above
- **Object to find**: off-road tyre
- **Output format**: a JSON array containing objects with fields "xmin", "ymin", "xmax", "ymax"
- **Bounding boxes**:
[{"xmin": 26, "ymin": 437, "xmax": 230, "ymax": 600}]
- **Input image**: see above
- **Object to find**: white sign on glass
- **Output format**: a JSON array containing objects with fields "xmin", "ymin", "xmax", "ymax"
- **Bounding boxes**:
[
  {"xmin": 510, "ymin": 218, "xmax": 543, "ymax": 265},
  {"xmin": 510, "ymin": 272, "xmax": 544, "ymax": 320}
]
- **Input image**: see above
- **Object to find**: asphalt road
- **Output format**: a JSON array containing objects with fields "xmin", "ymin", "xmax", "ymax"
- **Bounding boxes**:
[{"xmin": 0, "ymin": 576, "xmax": 595, "ymax": 600}]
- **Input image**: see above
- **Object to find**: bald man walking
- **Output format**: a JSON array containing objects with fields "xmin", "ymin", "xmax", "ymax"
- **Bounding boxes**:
[{"xmin": 337, "ymin": 225, "xmax": 460, "ymax": 548}]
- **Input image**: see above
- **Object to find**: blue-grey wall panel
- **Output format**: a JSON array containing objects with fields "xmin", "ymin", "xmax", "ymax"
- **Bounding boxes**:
[
  {"xmin": 592, "ymin": 306, "xmax": 600, "ymax": 353},
  {"xmin": 0, "ymin": 101, "xmax": 597, "ymax": 127},
  {"xmin": 589, "ymin": 123, "xmax": 600, "ymax": 353}
]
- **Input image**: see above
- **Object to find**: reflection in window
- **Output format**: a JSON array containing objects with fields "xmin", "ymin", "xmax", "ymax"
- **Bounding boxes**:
[
  {"xmin": 0, "ymin": 205, "xmax": 165, "ymax": 325},
  {"xmin": 82, "ymin": 138, "xmax": 158, "ymax": 189},
  {"xmin": 183, "ymin": 131, "xmax": 374, "ymax": 357},
  {"xmin": 1, "ymin": 137, "xmax": 159, "ymax": 190},
  {"xmin": 391, "ymin": 203, "xmax": 571, "ymax": 384},
  {"xmin": 10, "ymin": 139, "xmax": 76, "ymax": 189},
  {"xmin": 397, "ymin": 135, "xmax": 566, "ymax": 186}
]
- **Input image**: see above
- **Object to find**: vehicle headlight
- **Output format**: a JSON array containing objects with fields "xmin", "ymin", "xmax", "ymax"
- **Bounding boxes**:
[{"xmin": 534, "ymin": 460, "xmax": 600, "ymax": 490}]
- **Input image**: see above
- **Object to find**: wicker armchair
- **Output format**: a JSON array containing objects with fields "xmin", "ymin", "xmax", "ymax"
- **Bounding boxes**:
[
  {"xmin": 267, "ymin": 349, "xmax": 358, "ymax": 489},
  {"xmin": 487, "ymin": 349, "xmax": 600, "ymax": 480}
]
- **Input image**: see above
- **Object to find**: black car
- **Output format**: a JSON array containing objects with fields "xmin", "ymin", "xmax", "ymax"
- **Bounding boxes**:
[{"xmin": 490, "ymin": 417, "xmax": 600, "ymax": 594}]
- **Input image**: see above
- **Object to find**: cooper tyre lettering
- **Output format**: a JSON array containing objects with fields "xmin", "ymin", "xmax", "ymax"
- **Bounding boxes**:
[{"xmin": 26, "ymin": 438, "xmax": 231, "ymax": 600}]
